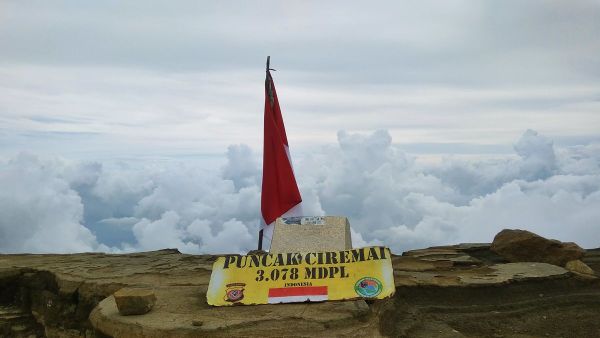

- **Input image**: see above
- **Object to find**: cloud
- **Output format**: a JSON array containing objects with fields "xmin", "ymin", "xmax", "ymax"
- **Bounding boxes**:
[
  {"xmin": 2, "ymin": 1, "xmax": 600, "ymax": 161},
  {"xmin": 222, "ymin": 144, "xmax": 260, "ymax": 191},
  {"xmin": 0, "ymin": 153, "xmax": 102, "ymax": 253},
  {"xmin": 187, "ymin": 218, "xmax": 254, "ymax": 254},
  {"xmin": 1, "ymin": 2, "xmax": 599, "ymax": 255},
  {"xmin": 2, "ymin": 1, "xmax": 598, "ymax": 85},
  {"xmin": 305, "ymin": 129, "xmax": 599, "ymax": 250},
  {"xmin": 1, "ymin": 129, "xmax": 599, "ymax": 254},
  {"xmin": 514, "ymin": 129, "xmax": 557, "ymax": 180},
  {"xmin": 131, "ymin": 211, "xmax": 193, "ymax": 252}
]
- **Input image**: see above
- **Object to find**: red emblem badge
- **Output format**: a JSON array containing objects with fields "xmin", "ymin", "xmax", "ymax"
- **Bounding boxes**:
[{"xmin": 224, "ymin": 283, "xmax": 246, "ymax": 302}]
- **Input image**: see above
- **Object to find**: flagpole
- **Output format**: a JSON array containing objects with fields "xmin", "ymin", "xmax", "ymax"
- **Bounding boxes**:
[{"xmin": 258, "ymin": 56, "xmax": 271, "ymax": 251}]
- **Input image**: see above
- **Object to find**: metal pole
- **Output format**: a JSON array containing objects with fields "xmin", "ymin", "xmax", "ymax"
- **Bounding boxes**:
[{"xmin": 258, "ymin": 56, "xmax": 270, "ymax": 251}]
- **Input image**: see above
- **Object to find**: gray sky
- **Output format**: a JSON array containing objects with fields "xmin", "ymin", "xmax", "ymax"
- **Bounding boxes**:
[
  {"xmin": 1, "ymin": 0, "xmax": 599, "ymax": 160},
  {"xmin": 1, "ymin": 1, "xmax": 600, "ymax": 254}
]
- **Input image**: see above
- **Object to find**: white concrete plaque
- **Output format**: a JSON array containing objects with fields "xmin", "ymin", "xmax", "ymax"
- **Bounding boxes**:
[
  {"xmin": 281, "ymin": 216, "xmax": 326, "ymax": 226},
  {"xmin": 270, "ymin": 216, "xmax": 352, "ymax": 253}
]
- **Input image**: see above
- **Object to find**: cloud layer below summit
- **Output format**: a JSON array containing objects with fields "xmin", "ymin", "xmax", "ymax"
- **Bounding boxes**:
[{"xmin": 1, "ymin": 129, "xmax": 599, "ymax": 254}]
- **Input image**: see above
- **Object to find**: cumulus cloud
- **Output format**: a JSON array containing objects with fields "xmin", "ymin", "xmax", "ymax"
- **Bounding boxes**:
[
  {"xmin": 1, "ymin": 129, "xmax": 599, "ymax": 254},
  {"xmin": 187, "ymin": 218, "xmax": 254, "ymax": 254},
  {"xmin": 515, "ymin": 129, "xmax": 557, "ymax": 180},
  {"xmin": 0, "ymin": 153, "xmax": 103, "ymax": 253},
  {"xmin": 222, "ymin": 144, "xmax": 260, "ymax": 191}
]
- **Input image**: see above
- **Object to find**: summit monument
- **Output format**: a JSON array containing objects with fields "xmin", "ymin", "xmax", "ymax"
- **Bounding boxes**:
[{"xmin": 269, "ymin": 216, "xmax": 352, "ymax": 253}]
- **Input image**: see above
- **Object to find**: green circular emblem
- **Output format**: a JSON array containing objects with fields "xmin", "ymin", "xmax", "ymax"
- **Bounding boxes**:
[{"xmin": 354, "ymin": 277, "xmax": 382, "ymax": 298}]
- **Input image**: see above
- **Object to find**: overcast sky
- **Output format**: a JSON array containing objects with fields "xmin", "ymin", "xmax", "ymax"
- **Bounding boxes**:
[{"xmin": 1, "ymin": 1, "xmax": 599, "ymax": 254}]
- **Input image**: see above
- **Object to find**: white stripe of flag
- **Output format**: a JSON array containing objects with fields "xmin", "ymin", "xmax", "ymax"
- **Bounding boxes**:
[{"xmin": 267, "ymin": 286, "xmax": 328, "ymax": 304}]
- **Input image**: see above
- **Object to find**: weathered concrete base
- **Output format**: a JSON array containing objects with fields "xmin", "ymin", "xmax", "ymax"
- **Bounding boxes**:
[{"xmin": 270, "ymin": 216, "xmax": 352, "ymax": 253}]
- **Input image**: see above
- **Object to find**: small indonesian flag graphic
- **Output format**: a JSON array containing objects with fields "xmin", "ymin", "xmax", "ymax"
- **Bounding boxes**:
[{"xmin": 267, "ymin": 286, "xmax": 328, "ymax": 304}]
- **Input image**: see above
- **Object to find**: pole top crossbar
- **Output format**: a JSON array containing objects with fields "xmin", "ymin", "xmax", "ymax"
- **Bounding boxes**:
[{"xmin": 266, "ymin": 56, "xmax": 276, "ymax": 72}]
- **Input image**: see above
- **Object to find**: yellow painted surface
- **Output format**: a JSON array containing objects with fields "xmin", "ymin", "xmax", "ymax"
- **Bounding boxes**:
[{"xmin": 207, "ymin": 246, "xmax": 395, "ymax": 306}]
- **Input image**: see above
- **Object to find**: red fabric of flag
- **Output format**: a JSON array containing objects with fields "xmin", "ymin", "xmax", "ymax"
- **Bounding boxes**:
[{"xmin": 261, "ymin": 69, "xmax": 302, "ymax": 225}]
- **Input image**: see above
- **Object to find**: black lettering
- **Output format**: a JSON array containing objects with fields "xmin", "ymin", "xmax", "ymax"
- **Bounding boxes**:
[
  {"xmin": 317, "ymin": 252, "xmax": 324, "ymax": 265},
  {"xmin": 272, "ymin": 254, "xmax": 285, "ymax": 266},
  {"xmin": 340, "ymin": 266, "xmax": 349, "ymax": 278},
  {"xmin": 270, "ymin": 269, "xmax": 280, "ymax": 280},
  {"xmin": 255, "ymin": 269, "xmax": 264, "ymax": 281},
  {"xmin": 285, "ymin": 253, "xmax": 303, "ymax": 265},
  {"xmin": 340, "ymin": 250, "xmax": 349, "ymax": 264},
  {"xmin": 223, "ymin": 255, "xmax": 237, "ymax": 269},
  {"xmin": 379, "ymin": 247, "xmax": 387, "ymax": 260},
  {"xmin": 305, "ymin": 267, "xmax": 316, "ymax": 279},
  {"xmin": 329, "ymin": 266, "xmax": 340, "ymax": 277},
  {"xmin": 305, "ymin": 253, "xmax": 316, "ymax": 265},
  {"xmin": 261, "ymin": 254, "xmax": 272, "ymax": 267},
  {"xmin": 325, "ymin": 252, "xmax": 338, "ymax": 265},
  {"xmin": 293, "ymin": 253, "xmax": 303, "ymax": 265},
  {"xmin": 248, "ymin": 255, "xmax": 260, "ymax": 268},
  {"xmin": 285, "ymin": 281, "xmax": 312, "ymax": 287},
  {"xmin": 367, "ymin": 247, "xmax": 380, "ymax": 261},
  {"xmin": 351, "ymin": 249, "xmax": 365, "ymax": 263}
]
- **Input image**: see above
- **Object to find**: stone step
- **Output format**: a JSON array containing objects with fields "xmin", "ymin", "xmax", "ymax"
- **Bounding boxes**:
[
  {"xmin": 0, "ymin": 304, "xmax": 28, "ymax": 323},
  {"xmin": 0, "ymin": 304, "xmax": 44, "ymax": 338}
]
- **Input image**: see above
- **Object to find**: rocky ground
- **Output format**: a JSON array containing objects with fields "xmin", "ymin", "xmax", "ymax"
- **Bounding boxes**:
[{"xmin": 1, "ymin": 233, "xmax": 599, "ymax": 337}]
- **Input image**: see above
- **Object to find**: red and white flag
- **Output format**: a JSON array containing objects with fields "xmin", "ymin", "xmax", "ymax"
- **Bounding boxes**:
[
  {"xmin": 260, "ymin": 57, "xmax": 302, "ymax": 248},
  {"xmin": 268, "ymin": 286, "xmax": 328, "ymax": 304}
]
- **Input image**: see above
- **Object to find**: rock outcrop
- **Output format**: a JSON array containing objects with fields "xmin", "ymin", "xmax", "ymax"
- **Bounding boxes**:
[
  {"xmin": 0, "ymin": 243, "xmax": 598, "ymax": 337},
  {"xmin": 565, "ymin": 259, "xmax": 595, "ymax": 276},
  {"xmin": 0, "ymin": 304, "xmax": 44, "ymax": 337},
  {"xmin": 490, "ymin": 229, "xmax": 585, "ymax": 266},
  {"xmin": 113, "ymin": 287, "xmax": 156, "ymax": 316}
]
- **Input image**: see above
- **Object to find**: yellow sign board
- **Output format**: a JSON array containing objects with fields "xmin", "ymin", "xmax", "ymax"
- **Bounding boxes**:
[{"xmin": 207, "ymin": 246, "xmax": 395, "ymax": 306}]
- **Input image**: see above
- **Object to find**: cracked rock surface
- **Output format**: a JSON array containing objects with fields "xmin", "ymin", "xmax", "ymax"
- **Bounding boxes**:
[{"xmin": 1, "ymin": 245, "xmax": 599, "ymax": 337}]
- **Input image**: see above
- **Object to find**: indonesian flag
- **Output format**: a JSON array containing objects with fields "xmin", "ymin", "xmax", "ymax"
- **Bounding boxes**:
[
  {"xmin": 268, "ymin": 286, "xmax": 328, "ymax": 304},
  {"xmin": 261, "ymin": 58, "xmax": 302, "ymax": 243}
]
